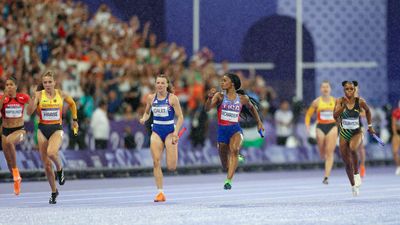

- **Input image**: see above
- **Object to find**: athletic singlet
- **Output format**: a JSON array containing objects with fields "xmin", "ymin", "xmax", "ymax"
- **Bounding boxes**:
[
  {"xmin": 316, "ymin": 96, "xmax": 335, "ymax": 124},
  {"xmin": 217, "ymin": 94, "xmax": 242, "ymax": 126},
  {"xmin": 339, "ymin": 97, "xmax": 361, "ymax": 141},
  {"xmin": 38, "ymin": 89, "xmax": 63, "ymax": 125},
  {"xmin": 151, "ymin": 93, "xmax": 175, "ymax": 125},
  {"xmin": 0, "ymin": 93, "xmax": 30, "ymax": 119}
]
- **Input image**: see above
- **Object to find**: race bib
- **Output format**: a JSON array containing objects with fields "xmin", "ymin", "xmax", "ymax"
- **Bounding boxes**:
[
  {"xmin": 342, "ymin": 118, "xmax": 360, "ymax": 129},
  {"xmin": 320, "ymin": 110, "xmax": 334, "ymax": 120},
  {"xmin": 5, "ymin": 106, "xmax": 23, "ymax": 118},
  {"xmin": 221, "ymin": 109, "xmax": 239, "ymax": 122},
  {"xmin": 41, "ymin": 108, "xmax": 60, "ymax": 121},
  {"xmin": 152, "ymin": 106, "xmax": 169, "ymax": 117}
]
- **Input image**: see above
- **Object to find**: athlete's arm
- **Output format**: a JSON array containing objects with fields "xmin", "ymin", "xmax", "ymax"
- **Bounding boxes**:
[
  {"xmin": 139, "ymin": 94, "xmax": 153, "ymax": 124},
  {"xmin": 241, "ymin": 95, "xmax": 265, "ymax": 132},
  {"xmin": 204, "ymin": 88, "xmax": 222, "ymax": 112},
  {"xmin": 359, "ymin": 98, "xmax": 374, "ymax": 134},
  {"xmin": 62, "ymin": 90, "xmax": 79, "ymax": 130},
  {"xmin": 305, "ymin": 99, "xmax": 318, "ymax": 132},
  {"xmin": 171, "ymin": 94, "xmax": 184, "ymax": 144},
  {"xmin": 0, "ymin": 94, "xmax": 6, "ymax": 111},
  {"xmin": 26, "ymin": 91, "xmax": 41, "ymax": 115},
  {"xmin": 333, "ymin": 97, "xmax": 347, "ymax": 120}
]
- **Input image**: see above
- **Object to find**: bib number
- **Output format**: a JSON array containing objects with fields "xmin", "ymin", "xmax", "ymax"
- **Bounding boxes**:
[
  {"xmin": 342, "ymin": 118, "xmax": 359, "ymax": 129},
  {"xmin": 152, "ymin": 106, "xmax": 169, "ymax": 117},
  {"xmin": 320, "ymin": 110, "xmax": 334, "ymax": 120},
  {"xmin": 221, "ymin": 110, "xmax": 239, "ymax": 122},
  {"xmin": 5, "ymin": 106, "xmax": 23, "ymax": 118},
  {"xmin": 41, "ymin": 108, "xmax": 60, "ymax": 121}
]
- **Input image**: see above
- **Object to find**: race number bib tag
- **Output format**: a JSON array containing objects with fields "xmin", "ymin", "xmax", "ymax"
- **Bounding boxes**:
[
  {"xmin": 152, "ymin": 106, "xmax": 169, "ymax": 117},
  {"xmin": 5, "ymin": 106, "xmax": 23, "ymax": 118},
  {"xmin": 41, "ymin": 108, "xmax": 60, "ymax": 121},
  {"xmin": 342, "ymin": 118, "xmax": 360, "ymax": 129},
  {"xmin": 221, "ymin": 110, "xmax": 239, "ymax": 122},
  {"xmin": 320, "ymin": 111, "xmax": 334, "ymax": 120}
]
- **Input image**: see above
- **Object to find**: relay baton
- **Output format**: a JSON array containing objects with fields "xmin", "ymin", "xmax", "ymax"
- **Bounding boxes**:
[
  {"xmin": 178, "ymin": 127, "xmax": 187, "ymax": 138},
  {"xmin": 371, "ymin": 133, "xmax": 385, "ymax": 146}
]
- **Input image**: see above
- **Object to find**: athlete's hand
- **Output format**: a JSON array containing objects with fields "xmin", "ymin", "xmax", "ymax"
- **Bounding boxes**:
[
  {"xmin": 207, "ymin": 88, "xmax": 217, "ymax": 99},
  {"xmin": 341, "ymin": 96, "xmax": 349, "ymax": 105},
  {"xmin": 139, "ymin": 118, "xmax": 146, "ymax": 125},
  {"xmin": 72, "ymin": 121, "xmax": 79, "ymax": 135},
  {"xmin": 367, "ymin": 126, "xmax": 376, "ymax": 135},
  {"xmin": 257, "ymin": 122, "xmax": 265, "ymax": 133},
  {"xmin": 171, "ymin": 134, "xmax": 179, "ymax": 145}
]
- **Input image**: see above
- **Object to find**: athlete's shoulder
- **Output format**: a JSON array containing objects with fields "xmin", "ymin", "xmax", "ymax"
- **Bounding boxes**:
[{"xmin": 393, "ymin": 108, "xmax": 400, "ymax": 117}]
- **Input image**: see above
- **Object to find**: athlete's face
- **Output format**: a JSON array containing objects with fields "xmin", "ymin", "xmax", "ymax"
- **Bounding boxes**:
[
  {"xmin": 343, "ymin": 83, "xmax": 355, "ymax": 98},
  {"xmin": 220, "ymin": 76, "xmax": 232, "ymax": 90},
  {"xmin": 42, "ymin": 76, "xmax": 55, "ymax": 91},
  {"xmin": 155, "ymin": 77, "xmax": 168, "ymax": 93},
  {"xmin": 320, "ymin": 83, "xmax": 331, "ymax": 96},
  {"xmin": 5, "ymin": 80, "xmax": 17, "ymax": 96}
]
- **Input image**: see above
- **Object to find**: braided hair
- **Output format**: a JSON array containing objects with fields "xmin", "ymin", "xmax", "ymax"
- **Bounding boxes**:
[{"xmin": 225, "ymin": 73, "xmax": 262, "ymax": 120}]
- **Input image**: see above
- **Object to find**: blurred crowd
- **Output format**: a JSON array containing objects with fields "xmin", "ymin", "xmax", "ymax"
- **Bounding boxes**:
[{"xmin": 0, "ymin": 0, "xmax": 397, "ymax": 150}]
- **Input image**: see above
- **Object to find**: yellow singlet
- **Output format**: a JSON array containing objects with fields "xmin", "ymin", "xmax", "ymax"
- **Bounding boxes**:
[
  {"xmin": 37, "ymin": 89, "xmax": 63, "ymax": 125},
  {"xmin": 316, "ymin": 97, "xmax": 335, "ymax": 124}
]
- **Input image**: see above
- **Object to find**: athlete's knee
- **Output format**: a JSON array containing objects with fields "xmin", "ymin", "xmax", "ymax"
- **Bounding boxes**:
[
  {"xmin": 167, "ymin": 164, "xmax": 176, "ymax": 171},
  {"xmin": 153, "ymin": 159, "xmax": 161, "ymax": 168},
  {"xmin": 43, "ymin": 161, "xmax": 52, "ymax": 171}
]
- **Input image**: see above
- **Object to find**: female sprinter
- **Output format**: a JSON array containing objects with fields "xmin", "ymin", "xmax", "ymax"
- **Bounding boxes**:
[
  {"xmin": 205, "ymin": 73, "xmax": 264, "ymax": 190},
  {"xmin": 0, "ymin": 76, "xmax": 30, "ymax": 195},
  {"xmin": 392, "ymin": 100, "xmax": 400, "ymax": 175},
  {"xmin": 139, "ymin": 74, "xmax": 184, "ymax": 202},
  {"xmin": 333, "ymin": 81, "xmax": 375, "ymax": 196},
  {"xmin": 27, "ymin": 70, "xmax": 79, "ymax": 204},
  {"xmin": 305, "ymin": 81, "xmax": 337, "ymax": 184}
]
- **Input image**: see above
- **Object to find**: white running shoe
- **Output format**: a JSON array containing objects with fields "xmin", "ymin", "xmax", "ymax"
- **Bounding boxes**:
[
  {"xmin": 352, "ymin": 186, "xmax": 359, "ymax": 197},
  {"xmin": 354, "ymin": 174, "xmax": 362, "ymax": 188},
  {"xmin": 395, "ymin": 167, "xmax": 400, "ymax": 176}
]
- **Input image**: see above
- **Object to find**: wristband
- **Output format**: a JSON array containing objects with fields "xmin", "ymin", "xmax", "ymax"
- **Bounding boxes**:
[
  {"xmin": 368, "ymin": 124, "xmax": 372, "ymax": 128},
  {"xmin": 73, "ymin": 118, "xmax": 78, "ymax": 122}
]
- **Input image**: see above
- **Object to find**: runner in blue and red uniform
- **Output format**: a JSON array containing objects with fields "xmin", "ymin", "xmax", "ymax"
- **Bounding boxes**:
[{"xmin": 205, "ymin": 73, "xmax": 264, "ymax": 190}]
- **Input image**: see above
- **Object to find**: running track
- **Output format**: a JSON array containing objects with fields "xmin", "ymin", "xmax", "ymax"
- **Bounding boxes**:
[{"xmin": 0, "ymin": 167, "xmax": 399, "ymax": 225}]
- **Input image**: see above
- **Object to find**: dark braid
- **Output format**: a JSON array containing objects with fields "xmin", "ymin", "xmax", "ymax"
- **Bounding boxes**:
[{"xmin": 226, "ymin": 73, "xmax": 262, "ymax": 121}]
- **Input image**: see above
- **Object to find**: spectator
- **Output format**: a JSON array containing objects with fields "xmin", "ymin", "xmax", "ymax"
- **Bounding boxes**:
[
  {"xmin": 274, "ymin": 100, "xmax": 294, "ymax": 146},
  {"xmin": 90, "ymin": 100, "xmax": 109, "ymax": 150}
]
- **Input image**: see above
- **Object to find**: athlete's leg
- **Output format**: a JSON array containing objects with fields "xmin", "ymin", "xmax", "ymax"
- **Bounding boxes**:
[
  {"xmin": 227, "ymin": 132, "xmax": 243, "ymax": 180},
  {"xmin": 4, "ymin": 130, "xmax": 26, "ymax": 194},
  {"xmin": 37, "ymin": 130, "xmax": 57, "ymax": 193},
  {"xmin": 165, "ymin": 133, "xmax": 178, "ymax": 171},
  {"xmin": 218, "ymin": 143, "xmax": 229, "ymax": 171},
  {"xmin": 339, "ymin": 137, "xmax": 355, "ymax": 186},
  {"xmin": 324, "ymin": 126, "xmax": 338, "ymax": 178},
  {"xmin": 150, "ymin": 132, "xmax": 165, "ymax": 190},
  {"xmin": 47, "ymin": 131, "xmax": 64, "ymax": 171}
]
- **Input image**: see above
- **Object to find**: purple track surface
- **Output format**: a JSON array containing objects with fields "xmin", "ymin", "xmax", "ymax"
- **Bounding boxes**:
[{"xmin": 0, "ymin": 167, "xmax": 400, "ymax": 225}]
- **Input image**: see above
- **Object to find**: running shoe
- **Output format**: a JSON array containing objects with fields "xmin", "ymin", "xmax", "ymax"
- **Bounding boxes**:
[
  {"xmin": 223, "ymin": 179, "xmax": 232, "ymax": 190},
  {"xmin": 354, "ymin": 174, "xmax": 362, "ymax": 188},
  {"xmin": 396, "ymin": 167, "xmax": 400, "ymax": 176},
  {"xmin": 49, "ymin": 189, "xmax": 59, "ymax": 204},
  {"xmin": 14, "ymin": 177, "xmax": 21, "ymax": 195},
  {"xmin": 351, "ymin": 186, "xmax": 359, "ymax": 197},
  {"xmin": 56, "ymin": 169, "xmax": 65, "ymax": 185},
  {"xmin": 154, "ymin": 192, "xmax": 166, "ymax": 202},
  {"xmin": 322, "ymin": 177, "xmax": 328, "ymax": 185},
  {"xmin": 238, "ymin": 153, "xmax": 245, "ymax": 164}
]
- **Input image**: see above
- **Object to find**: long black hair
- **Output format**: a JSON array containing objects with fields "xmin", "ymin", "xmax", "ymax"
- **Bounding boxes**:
[{"xmin": 226, "ymin": 73, "xmax": 262, "ymax": 120}]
